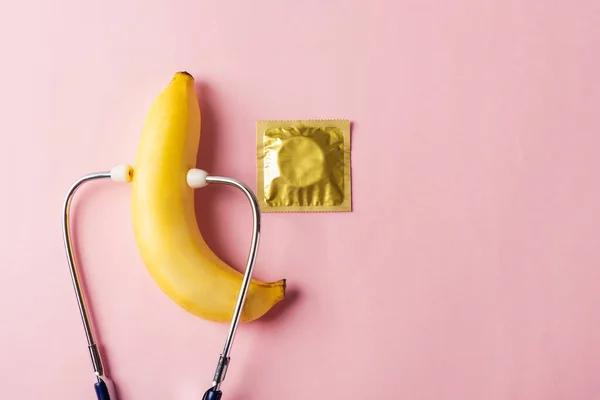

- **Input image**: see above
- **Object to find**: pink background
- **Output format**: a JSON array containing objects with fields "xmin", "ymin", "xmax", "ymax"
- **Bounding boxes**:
[{"xmin": 1, "ymin": 1, "xmax": 600, "ymax": 399}]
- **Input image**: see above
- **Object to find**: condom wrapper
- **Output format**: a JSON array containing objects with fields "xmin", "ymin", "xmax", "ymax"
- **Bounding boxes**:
[{"xmin": 256, "ymin": 119, "xmax": 351, "ymax": 212}]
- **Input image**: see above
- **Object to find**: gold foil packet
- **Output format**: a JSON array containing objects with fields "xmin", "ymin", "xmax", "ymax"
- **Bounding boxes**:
[{"xmin": 256, "ymin": 119, "xmax": 351, "ymax": 212}]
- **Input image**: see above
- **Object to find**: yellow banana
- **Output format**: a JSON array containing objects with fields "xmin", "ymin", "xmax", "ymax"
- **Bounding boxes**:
[{"xmin": 130, "ymin": 71, "xmax": 286, "ymax": 322}]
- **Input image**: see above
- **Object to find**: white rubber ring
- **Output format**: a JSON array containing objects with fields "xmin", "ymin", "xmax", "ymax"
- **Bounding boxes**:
[
  {"xmin": 187, "ymin": 169, "xmax": 209, "ymax": 188},
  {"xmin": 110, "ymin": 164, "xmax": 133, "ymax": 183}
]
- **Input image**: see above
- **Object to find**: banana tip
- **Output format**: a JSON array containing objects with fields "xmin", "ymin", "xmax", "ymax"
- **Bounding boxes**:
[{"xmin": 176, "ymin": 71, "xmax": 194, "ymax": 79}]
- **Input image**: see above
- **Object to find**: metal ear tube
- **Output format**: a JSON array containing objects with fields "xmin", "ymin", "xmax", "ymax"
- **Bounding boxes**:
[
  {"xmin": 63, "ymin": 166, "xmax": 261, "ymax": 400},
  {"xmin": 62, "ymin": 168, "xmax": 129, "ymax": 400},
  {"xmin": 190, "ymin": 172, "xmax": 262, "ymax": 400}
]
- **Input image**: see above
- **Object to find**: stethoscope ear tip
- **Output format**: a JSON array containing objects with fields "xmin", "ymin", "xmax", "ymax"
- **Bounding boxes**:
[
  {"xmin": 110, "ymin": 164, "xmax": 133, "ymax": 183},
  {"xmin": 187, "ymin": 168, "xmax": 209, "ymax": 188}
]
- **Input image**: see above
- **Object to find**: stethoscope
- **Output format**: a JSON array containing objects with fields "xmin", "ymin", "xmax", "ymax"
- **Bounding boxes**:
[{"xmin": 63, "ymin": 165, "xmax": 261, "ymax": 400}]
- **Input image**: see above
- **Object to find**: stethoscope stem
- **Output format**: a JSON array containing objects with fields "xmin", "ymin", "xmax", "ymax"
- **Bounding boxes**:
[
  {"xmin": 63, "ymin": 168, "xmax": 262, "ymax": 400},
  {"xmin": 205, "ymin": 176, "xmax": 261, "ymax": 392},
  {"xmin": 62, "ymin": 172, "xmax": 111, "ymax": 381}
]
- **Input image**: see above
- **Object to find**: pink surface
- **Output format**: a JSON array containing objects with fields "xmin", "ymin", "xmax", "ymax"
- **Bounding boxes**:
[{"xmin": 1, "ymin": 1, "xmax": 600, "ymax": 399}]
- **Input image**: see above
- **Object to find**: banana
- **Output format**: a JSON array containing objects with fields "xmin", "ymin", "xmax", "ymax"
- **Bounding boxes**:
[{"xmin": 130, "ymin": 71, "xmax": 286, "ymax": 322}]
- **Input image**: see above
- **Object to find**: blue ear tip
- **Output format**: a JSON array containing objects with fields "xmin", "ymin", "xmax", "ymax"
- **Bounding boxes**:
[
  {"xmin": 94, "ymin": 380, "xmax": 111, "ymax": 400},
  {"xmin": 203, "ymin": 388, "xmax": 223, "ymax": 400}
]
